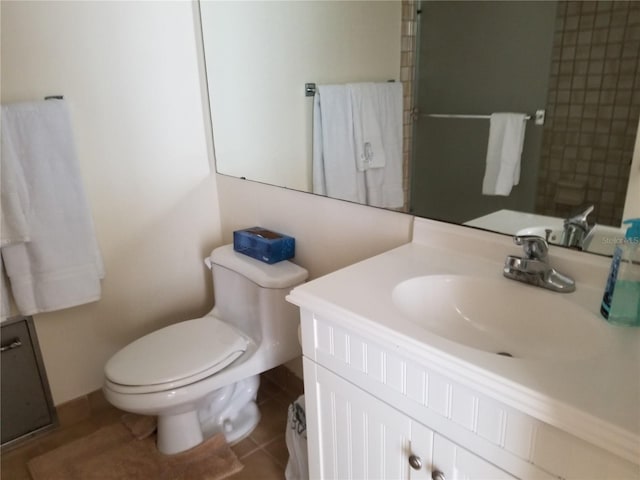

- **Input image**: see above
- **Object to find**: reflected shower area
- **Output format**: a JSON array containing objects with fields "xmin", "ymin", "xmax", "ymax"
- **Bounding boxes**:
[{"xmin": 408, "ymin": 0, "xmax": 639, "ymax": 228}]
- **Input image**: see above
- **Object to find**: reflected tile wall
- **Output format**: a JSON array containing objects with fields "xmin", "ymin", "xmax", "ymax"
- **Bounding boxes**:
[
  {"xmin": 536, "ymin": 0, "xmax": 640, "ymax": 226},
  {"xmin": 402, "ymin": 0, "xmax": 418, "ymax": 212}
]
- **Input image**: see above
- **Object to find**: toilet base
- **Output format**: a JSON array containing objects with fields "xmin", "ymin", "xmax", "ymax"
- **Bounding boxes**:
[
  {"xmin": 199, "ymin": 375, "xmax": 261, "ymax": 444},
  {"xmin": 153, "ymin": 375, "xmax": 261, "ymax": 454},
  {"xmin": 157, "ymin": 410, "xmax": 203, "ymax": 454}
]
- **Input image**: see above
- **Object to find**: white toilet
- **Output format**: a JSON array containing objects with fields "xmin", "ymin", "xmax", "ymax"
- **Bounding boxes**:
[{"xmin": 103, "ymin": 244, "xmax": 308, "ymax": 454}]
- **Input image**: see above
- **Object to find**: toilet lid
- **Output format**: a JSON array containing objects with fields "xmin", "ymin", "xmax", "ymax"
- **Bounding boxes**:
[{"xmin": 105, "ymin": 315, "xmax": 248, "ymax": 390}]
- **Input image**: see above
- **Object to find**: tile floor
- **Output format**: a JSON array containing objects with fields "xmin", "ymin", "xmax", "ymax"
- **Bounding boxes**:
[{"xmin": 1, "ymin": 369, "xmax": 304, "ymax": 480}]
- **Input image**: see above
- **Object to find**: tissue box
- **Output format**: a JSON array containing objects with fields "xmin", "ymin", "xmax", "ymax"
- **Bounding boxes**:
[{"xmin": 233, "ymin": 227, "xmax": 295, "ymax": 264}]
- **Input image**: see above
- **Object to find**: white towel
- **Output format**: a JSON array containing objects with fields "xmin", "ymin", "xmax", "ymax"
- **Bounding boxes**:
[
  {"xmin": 482, "ymin": 113, "xmax": 527, "ymax": 196},
  {"xmin": 312, "ymin": 85, "xmax": 366, "ymax": 204},
  {"xmin": 362, "ymin": 82, "xmax": 404, "ymax": 208},
  {"xmin": 1, "ymin": 120, "xmax": 30, "ymax": 246},
  {"xmin": 348, "ymin": 83, "xmax": 387, "ymax": 171},
  {"xmin": 0, "ymin": 99, "xmax": 105, "ymax": 315}
]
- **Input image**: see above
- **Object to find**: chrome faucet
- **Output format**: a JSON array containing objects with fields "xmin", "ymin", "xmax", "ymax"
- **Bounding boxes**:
[
  {"xmin": 503, "ymin": 235, "xmax": 575, "ymax": 293},
  {"xmin": 562, "ymin": 205, "xmax": 594, "ymax": 249}
]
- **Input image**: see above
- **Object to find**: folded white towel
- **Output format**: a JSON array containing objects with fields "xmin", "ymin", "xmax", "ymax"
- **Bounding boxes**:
[
  {"xmin": 1, "ymin": 119, "xmax": 30, "ymax": 246},
  {"xmin": 348, "ymin": 83, "xmax": 388, "ymax": 171},
  {"xmin": 1, "ymin": 99, "xmax": 105, "ymax": 315},
  {"xmin": 363, "ymin": 82, "xmax": 404, "ymax": 208},
  {"xmin": 312, "ymin": 85, "xmax": 366, "ymax": 203},
  {"xmin": 482, "ymin": 113, "xmax": 527, "ymax": 196}
]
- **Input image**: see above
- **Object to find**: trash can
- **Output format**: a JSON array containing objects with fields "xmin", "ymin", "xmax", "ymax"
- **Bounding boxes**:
[{"xmin": 285, "ymin": 395, "xmax": 308, "ymax": 480}]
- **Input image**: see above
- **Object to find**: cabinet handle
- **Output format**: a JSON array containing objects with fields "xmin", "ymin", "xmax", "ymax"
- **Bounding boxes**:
[
  {"xmin": 408, "ymin": 454, "xmax": 422, "ymax": 470},
  {"xmin": 0, "ymin": 338, "xmax": 23, "ymax": 353},
  {"xmin": 431, "ymin": 470, "xmax": 446, "ymax": 480}
]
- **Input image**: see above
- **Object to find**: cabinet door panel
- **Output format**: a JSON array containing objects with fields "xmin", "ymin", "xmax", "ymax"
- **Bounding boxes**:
[
  {"xmin": 1, "ymin": 320, "xmax": 53, "ymax": 444},
  {"xmin": 308, "ymin": 360, "xmax": 416, "ymax": 479},
  {"xmin": 433, "ymin": 434, "xmax": 516, "ymax": 480}
]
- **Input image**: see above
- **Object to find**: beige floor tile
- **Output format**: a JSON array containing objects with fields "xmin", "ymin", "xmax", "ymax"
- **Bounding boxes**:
[
  {"xmin": 1, "ymin": 448, "xmax": 32, "ymax": 480},
  {"xmin": 263, "ymin": 435, "xmax": 289, "ymax": 468},
  {"xmin": 228, "ymin": 449, "xmax": 285, "ymax": 480},
  {"xmin": 249, "ymin": 398, "xmax": 289, "ymax": 446},
  {"xmin": 232, "ymin": 436, "xmax": 260, "ymax": 459},
  {"xmin": 257, "ymin": 377, "xmax": 281, "ymax": 405}
]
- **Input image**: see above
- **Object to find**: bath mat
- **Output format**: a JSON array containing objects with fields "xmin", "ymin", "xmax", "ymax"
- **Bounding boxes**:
[
  {"xmin": 27, "ymin": 423, "xmax": 243, "ymax": 480},
  {"xmin": 121, "ymin": 413, "xmax": 157, "ymax": 440}
]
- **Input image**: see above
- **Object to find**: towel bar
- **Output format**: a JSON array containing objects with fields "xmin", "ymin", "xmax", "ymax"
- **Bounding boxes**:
[
  {"xmin": 305, "ymin": 80, "xmax": 397, "ymax": 97},
  {"xmin": 422, "ymin": 109, "xmax": 545, "ymax": 126}
]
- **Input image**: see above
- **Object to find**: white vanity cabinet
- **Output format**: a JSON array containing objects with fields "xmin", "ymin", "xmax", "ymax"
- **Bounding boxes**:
[
  {"xmin": 305, "ymin": 358, "xmax": 517, "ymax": 480},
  {"xmin": 298, "ymin": 309, "xmax": 639, "ymax": 480}
]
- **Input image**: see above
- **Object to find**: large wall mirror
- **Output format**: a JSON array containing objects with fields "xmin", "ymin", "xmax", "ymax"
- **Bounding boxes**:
[{"xmin": 199, "ymin": 0, "xmax": 640, "ymax": 256}]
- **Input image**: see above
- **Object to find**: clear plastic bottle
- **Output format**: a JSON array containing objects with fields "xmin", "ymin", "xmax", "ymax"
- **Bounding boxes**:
[{"xmin": 600, "ymin": 218, "xmax": 640, "ymax": 326}]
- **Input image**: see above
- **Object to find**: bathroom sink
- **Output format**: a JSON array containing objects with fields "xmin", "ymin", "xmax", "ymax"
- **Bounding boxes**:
[{"xmin": 391, "ymin": 275, "xmax": 611, "ymax": 361}]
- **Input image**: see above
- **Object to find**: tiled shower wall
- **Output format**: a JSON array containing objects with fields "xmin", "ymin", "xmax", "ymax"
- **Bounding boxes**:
[{"xmin": 535, "ymin": 1, "xmax": 640, "ymax": 226}]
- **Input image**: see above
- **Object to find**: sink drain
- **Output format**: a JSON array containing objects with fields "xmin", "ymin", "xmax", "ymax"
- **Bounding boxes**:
[{"xmin": 496, "ymin": 352, "xmax": 514, "ymax": 358}]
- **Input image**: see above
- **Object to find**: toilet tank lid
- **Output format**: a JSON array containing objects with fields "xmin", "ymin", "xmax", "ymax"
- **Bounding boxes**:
[{"xmin": 209, "ymin": 245, "xmax": 308, "ymax": 288}]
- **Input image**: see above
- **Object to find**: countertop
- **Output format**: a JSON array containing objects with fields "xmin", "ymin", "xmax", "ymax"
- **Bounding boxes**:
[{"xmin": 288, "ymin": 218, "xmax": 640, "ymax": 464}]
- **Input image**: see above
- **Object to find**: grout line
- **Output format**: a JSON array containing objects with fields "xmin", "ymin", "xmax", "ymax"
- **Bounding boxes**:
[
  {"xmin": 235, "ymin": 443, "xmax": 263, "ymax": 460},
  {"xmin": 261, "ymin": 446, "xmax": 287, "ymax": 470}
]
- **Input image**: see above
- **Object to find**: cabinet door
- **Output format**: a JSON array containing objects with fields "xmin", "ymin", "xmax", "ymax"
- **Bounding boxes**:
[
  {"xmin": 1, "ymin": 318, "xmax": 55, "ymax": 444},
  {"xmin": 304, "ymin": 358, "xmax": 517, "ymax": 480},
  {"xmin": 432, "ymin": 433, "xmax": 516, "ymax": 480},
  {"xmin": 304, "ymin": 358, "xmax": 434, "ymax": 480}
]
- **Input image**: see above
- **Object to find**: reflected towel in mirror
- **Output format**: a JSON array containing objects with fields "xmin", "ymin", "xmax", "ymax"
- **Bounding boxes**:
[
  {"xmin": 349, "ymin": 83, "xmax": 387, "ymax": 172},
  {"xmin": 312, "ymin": 85, "xmax": 366, "ymax": 204},
  {"xmin": 482, "ymin": 113, "xmax": 527, "ymax": 196}
]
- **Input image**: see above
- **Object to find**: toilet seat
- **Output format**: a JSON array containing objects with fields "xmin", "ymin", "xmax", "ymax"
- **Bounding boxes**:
[{"xmin": 105, "ymin": 315, "xmax": 249, "ymax": 394}]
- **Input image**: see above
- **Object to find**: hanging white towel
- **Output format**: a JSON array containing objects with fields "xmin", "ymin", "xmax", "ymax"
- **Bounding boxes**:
[
  {"xmin": 0, "ymin": 99, "xmax": 105, "ymax": 315},
  {"xmin": 1, "ymin": 122, "xmax": 30, "ymax": 247},
  {"xmin": 312, "ymin": 85, "xmax": 366, "ymax": 204},
  {"xmin": 482, "ymin": 113, "xmax": 527, "ymax": 196},
  {"xmin": 362, "ymin": 82, "xmax": 404, "ymax": 208},
  {"xmin": 348, "ymin": 83, "xmax": 388, "ymax": 171}
]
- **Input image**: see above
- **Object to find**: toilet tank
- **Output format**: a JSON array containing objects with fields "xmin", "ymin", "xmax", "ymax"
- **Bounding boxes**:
[{"xmin": 208, "ymin": 245, "xmax": 308, "ymax": 346}]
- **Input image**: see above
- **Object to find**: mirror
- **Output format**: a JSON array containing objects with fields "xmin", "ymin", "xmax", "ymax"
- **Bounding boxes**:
[{"xmin": 199, "ymin": 0, "xmax": 639, "ymax": 256}]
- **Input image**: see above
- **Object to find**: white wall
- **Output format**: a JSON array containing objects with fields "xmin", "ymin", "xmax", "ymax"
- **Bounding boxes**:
[
  {"xmin": 201, "ymin": 0, "xmax": 402, "ymax": 191},
  {"xmin": 1, "ymin": 1, "xmax": 223, "ymax": 404},
  {"xmin": 216, "ymin": 176, "xmax": 413, "ymax": 280}
]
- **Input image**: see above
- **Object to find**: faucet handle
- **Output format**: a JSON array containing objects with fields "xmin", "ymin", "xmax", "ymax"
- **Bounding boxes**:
[
  {"xmin": 513, "ymin": 235, "xmax": 549, "ymax": 260},
  {"xmin": 565, "ymin": 205, "xmax": 594, "ymax": 228}
]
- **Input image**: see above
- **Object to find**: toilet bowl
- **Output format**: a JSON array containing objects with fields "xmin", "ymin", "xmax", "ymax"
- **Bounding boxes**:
[{"xmin": 103, "ymin": 245, "xmax": 308, "ymax": 454}]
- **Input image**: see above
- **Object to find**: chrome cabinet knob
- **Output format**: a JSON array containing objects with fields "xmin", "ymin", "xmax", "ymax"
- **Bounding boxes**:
[
  {"xmin": 408, "ymin": 454, "xmax": 422, "ymax": 470},
  {"xmin": 431, "ymin": 470, "xmax": 446, "ymax": 480}
]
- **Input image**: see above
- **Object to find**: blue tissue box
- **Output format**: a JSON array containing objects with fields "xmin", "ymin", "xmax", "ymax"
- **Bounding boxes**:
[{"xmin": 233, "ymin": 227, "xmax": 295, "ymax": 264}]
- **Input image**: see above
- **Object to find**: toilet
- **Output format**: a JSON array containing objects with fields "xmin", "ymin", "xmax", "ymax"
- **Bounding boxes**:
[{"xmin": 103, "ymin": 244, "xmax": 308, "ymax": 454}]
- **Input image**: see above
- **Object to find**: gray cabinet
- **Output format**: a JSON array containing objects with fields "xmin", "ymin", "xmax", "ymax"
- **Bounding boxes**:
[{"xmin": 1, "ymin": 316, "xmax": 57, "ymax": 447}]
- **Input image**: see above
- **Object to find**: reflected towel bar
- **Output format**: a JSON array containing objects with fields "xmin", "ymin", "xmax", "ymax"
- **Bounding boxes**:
[
  {"xmin": 305, "ymin": 80, "xmax": 396, "ymax": 97},
  {"xmin": 423, "ymin": 110, "xmax": 545, "ymax": 125}
]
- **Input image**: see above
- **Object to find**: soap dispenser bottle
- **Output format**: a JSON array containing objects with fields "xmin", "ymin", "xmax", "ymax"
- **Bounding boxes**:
[{"xmin": 600, "ymin": 218, "xmax": 640, "ymax": 326}]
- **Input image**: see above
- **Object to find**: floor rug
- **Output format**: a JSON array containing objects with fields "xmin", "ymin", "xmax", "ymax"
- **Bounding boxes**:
[{"xmin": 28, "ymin": 421, "xmax": 243, "ymax": 480}]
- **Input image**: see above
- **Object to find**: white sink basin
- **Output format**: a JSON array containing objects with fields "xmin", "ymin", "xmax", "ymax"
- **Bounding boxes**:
[{"xmin": 392, "ymin": 275, "xmax": 611, "ymax": 361}]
